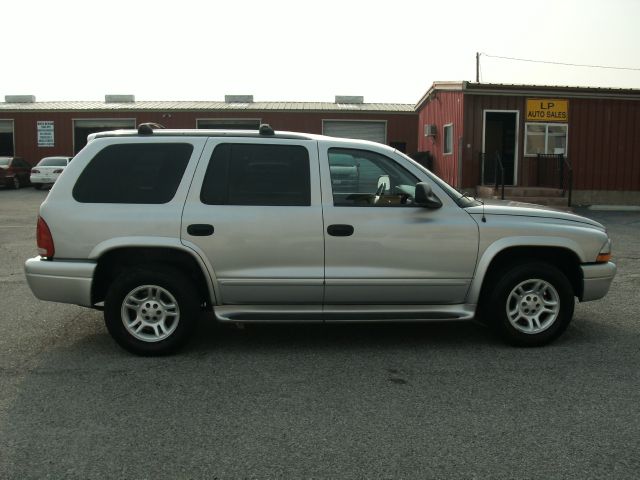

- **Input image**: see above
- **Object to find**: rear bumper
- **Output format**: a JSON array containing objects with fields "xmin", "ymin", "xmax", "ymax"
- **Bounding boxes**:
[
  {"xmin": 24, "ymin": 256, "xmax": 96, "ymax": 307},
  {"xmin": 580, "ymin": 262, "xmax": 616, "ymax": 302},
  {"xmin": 30, "ymin": 174, "xmax": 59, "ymax": 184}
]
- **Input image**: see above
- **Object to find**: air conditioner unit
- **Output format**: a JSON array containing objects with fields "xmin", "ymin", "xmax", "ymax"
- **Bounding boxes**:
[{"xmin": 424, "ymin": 124, "xmax": 437, "ymax": 136}]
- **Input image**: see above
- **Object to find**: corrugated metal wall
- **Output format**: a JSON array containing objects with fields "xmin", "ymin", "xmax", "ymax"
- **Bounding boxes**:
[
  {"xmin": 5, "ymin": 110, "xmax": 418, "ymax": 166},
  {"xmin": 417, "ymin": 91, "xmax": 464, "ymax": 187},
  {"xmin": 569, "ymin": 98, "xmax": 640, "ymax": 191},
  {"xmin": 463, "ymin": 94, "xmax": 640, "ymax": 191}
]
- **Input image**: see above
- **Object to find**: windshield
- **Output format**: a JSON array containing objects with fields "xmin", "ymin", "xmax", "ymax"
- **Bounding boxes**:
[
  {"xmin": 0, "ymin": 159, "xmax": 10, "ymax": 166},
  {"xmin": 394, "ymin": 150, "xmax": 481, "ymax": 207}
]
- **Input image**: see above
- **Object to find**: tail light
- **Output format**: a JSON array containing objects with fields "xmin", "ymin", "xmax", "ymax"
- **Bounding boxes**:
[
  {"xmin": 53, "ymin": 169, "xmax": 63, "ymax": 174},
  {"xmin": 32, "ymin": 169, "xmax": 40, "ymax": 174},
  {"xmin": 36, "ymin": 216, "xmax": 55, "ymax": 258}
]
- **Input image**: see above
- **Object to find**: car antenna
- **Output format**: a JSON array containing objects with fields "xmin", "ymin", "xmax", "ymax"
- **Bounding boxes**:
[{"xmin": 481, "ymin": 198, "xmax": 486, "ymax": 222}]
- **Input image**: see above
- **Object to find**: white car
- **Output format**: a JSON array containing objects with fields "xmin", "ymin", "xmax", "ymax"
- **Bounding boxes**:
[{"xmin": 30, "ymin": 156, "xmax": 72, "ymax": 189}]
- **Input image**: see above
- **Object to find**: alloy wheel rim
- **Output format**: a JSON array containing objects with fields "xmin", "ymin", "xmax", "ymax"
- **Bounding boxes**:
[
  {"xmin": 506, "ymin": 278, "xmax": 560, "ymax": 334},
  {"xmin": 121, "ymin": 285, "xmax": 180, "ymax": 342}
]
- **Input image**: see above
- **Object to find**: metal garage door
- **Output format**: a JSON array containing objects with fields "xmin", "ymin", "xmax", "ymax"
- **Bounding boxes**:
[
  {"xmin": 0, "ymin": 120, "xmax": 14, "ymax": 155},
  {"xmin": 322, "ymin": 120, "xmax": 386, "ymax": 144},
  {"xmin": 73, "ymin": 118, "xmax": 136, "ymax": 153}
]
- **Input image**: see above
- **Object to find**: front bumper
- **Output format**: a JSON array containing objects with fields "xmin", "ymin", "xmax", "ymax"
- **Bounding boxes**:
[
  {"xmin": 580, "ymin": 261, "xmax": 616, "ymax": 302},
  {"xmin": 24, "ymin": 256, "xmax": 96, "ymax": 307}
]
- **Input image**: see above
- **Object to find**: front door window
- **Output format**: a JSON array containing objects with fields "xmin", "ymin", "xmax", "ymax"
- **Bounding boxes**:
[{"xmin": 328, "ymin": 148, "xmax": 419, "ymax": 207}]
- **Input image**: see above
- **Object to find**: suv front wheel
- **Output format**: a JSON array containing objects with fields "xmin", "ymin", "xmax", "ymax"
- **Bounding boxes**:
[
  {"xmin": 104, "ymin": 267, "xmax": 199, "ymax": 355},
  {"xmin": 487, "ymin": 262, "xmax": 574, "ymax": 346}
]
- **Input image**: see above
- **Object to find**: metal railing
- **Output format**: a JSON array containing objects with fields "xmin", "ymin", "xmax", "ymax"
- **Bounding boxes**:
[
  {"xmin": 479, "ymin": 151, "xmax": 505, "ymax": 200},
  {"xmin": 536, "ymin": 154, "xmax": 573, "ymax": 206}
]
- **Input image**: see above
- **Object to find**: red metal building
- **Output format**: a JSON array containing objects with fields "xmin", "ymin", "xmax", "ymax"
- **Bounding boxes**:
[{"xmin": 416, "ymin": 82, "xmax": 640, "ymax": 205}]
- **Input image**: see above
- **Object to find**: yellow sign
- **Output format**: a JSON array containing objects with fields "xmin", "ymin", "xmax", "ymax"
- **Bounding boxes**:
[{"xmin": 526, "ymin": 99, "xmax": 569, "ymax": 122}]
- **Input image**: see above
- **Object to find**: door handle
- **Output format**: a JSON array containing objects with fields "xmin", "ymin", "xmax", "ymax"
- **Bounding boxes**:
[
  {"xmin": 327, "ymin": 224, "xmax": 354, "ymax": 237},
  {"xmin": 187, "ymin": 224, "xmax": 214, "ymax": 236}
]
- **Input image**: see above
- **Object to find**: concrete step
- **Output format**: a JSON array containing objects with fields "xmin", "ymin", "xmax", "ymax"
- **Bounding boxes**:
[
  {"xmin": 498, "ymin": 196, "xmax": 569, "ymax": 208},
  {"xmin": 476, "ymin": 186, "xmax": 564, "ymax": 198},
  {"xmin": 484, "ymin": 195, "xmax": 570, "ymax": 208}
]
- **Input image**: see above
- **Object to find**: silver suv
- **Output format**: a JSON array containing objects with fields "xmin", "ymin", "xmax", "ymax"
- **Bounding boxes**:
[{"xmin": 24, "ymin": 124, "xmax": 616, "ymax": 355}]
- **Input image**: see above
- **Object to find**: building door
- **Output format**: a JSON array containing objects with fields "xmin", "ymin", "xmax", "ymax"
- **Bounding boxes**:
[{"xmin": 482, "ymin": 111, "xmax": 518, "ymax": 185}]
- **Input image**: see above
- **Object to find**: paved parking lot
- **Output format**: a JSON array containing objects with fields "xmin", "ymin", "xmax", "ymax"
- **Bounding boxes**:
[{"xmin": 0, "ymin": 187, "xmax": 638, "ymax": 479}]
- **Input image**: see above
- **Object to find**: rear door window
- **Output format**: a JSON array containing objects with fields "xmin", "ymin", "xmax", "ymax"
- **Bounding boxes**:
[
  {"xmin": 200, "ymin": 143, "xmax": 311, "ymax": 206},
  {"xmin": 73, "ymin": 143, "xmax": 193, "ymax": 203}
]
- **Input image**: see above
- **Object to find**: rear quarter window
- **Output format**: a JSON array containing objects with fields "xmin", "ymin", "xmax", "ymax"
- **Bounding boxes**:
[{"xmin": 72, "ymin": 143, "xmax": 193, "ymax": 204}]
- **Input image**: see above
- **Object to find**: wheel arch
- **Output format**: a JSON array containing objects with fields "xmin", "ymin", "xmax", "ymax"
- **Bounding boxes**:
[
  {"xmin": 469, "ymin": 239, "xmax": 584, "ymax": 305},
  {"xmin": 91, "ymin": 245, "xmax": 217, "ymax": 308}
]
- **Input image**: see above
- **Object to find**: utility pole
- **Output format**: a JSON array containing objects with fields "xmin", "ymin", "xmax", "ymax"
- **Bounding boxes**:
[{"xmin": 476, "ymin": 52, "xmax": 480, "ymax": 83}]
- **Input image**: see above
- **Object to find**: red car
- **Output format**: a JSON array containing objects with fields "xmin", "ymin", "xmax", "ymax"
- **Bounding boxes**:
[{"xmin": 0, "ymin": 157, "xmax": 32, "ymax": 189}]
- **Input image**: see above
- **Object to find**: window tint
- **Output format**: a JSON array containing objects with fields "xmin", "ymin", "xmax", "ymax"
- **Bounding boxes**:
[
  {"xmin": 73, "ymin": 143, "xmax": 193, "ymax": 203},
  {"xmin": 328, "ymin": 148, "xmax": 419, "ymax": 207},
  {"xmin": 201, "ymin": 143, "xmax": 310, "ymax": 206}
]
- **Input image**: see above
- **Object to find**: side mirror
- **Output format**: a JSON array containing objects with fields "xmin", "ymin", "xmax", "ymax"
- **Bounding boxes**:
[{"xmin": 414, "ymin": 182, "xmax": 442, "ymax": 209}]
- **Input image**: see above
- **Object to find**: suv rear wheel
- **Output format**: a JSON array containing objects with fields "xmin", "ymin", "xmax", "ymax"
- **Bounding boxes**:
[
  {"xmin": 486, "ymin": 262, "xmax": 574, "ymax": 346},
  {"xmin": 104, "ymin": 267, "xmax": 199, "ymax": 355}
]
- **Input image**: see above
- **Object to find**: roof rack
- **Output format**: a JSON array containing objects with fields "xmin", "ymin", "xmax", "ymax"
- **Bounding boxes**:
[
  {"xmin": 259, "ymin": 123, "xmax": 275, "ymax": 136},
  {"xmin": 138, "ymin": 122, "xmax": 165, "ymax": 135}
]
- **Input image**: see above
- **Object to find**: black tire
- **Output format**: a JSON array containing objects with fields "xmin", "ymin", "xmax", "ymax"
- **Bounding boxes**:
[
  {"xmin": 34, "ymin": 184, "xmax": 43, "ymax": 190},
  {"xmin": 104, "ymin": 267, "xmax": 200, "ymax": 355},
  {"xmin": 485, "ymin": 262, "xmax": 574, "ymax": 347},
  {"xmin": 12, "ymin": 176, "xmax": 20, "ymax": 189}
]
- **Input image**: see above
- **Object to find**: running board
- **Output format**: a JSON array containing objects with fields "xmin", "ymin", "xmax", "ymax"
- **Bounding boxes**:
[{"xmin": 214, "ymin": 304, "xmax": 476, "ymax": 323}]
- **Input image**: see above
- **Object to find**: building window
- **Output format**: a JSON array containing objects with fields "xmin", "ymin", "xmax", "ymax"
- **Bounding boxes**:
[
  {"xmin": 524, "ymin": 123, "xmax": 568, "ymax": 156},
  {"xmin": 443, "ymin": 124, "xmax": 453, "ymax": 155}
]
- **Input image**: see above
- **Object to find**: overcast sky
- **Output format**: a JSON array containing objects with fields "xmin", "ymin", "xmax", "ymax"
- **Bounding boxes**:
[{"xmin": 3, "ymin": 0, "xmax": 639, "ymax": 104}]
